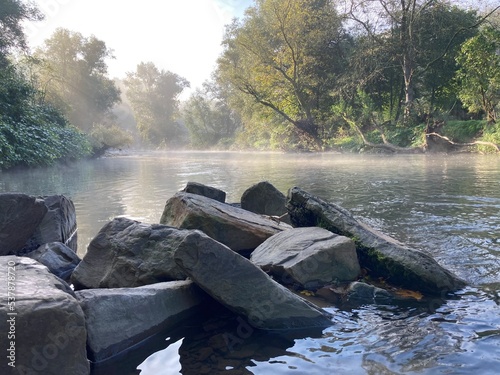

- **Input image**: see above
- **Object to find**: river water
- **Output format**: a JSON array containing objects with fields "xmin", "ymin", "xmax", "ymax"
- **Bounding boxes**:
[{"xmin": 1, "ymin": 152, "xmax": 499, "ymax": 374}]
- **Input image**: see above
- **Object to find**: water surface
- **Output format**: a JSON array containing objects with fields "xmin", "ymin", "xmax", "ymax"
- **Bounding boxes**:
[{"xmin": 1, "ymin": 152, "xmax": 499, "ymax": 374}]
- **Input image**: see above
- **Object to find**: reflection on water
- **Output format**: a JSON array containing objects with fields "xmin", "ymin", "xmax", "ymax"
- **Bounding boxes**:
[{"xmin": 1, "ymin": 152, "xmax": 499, "ymax": 374}]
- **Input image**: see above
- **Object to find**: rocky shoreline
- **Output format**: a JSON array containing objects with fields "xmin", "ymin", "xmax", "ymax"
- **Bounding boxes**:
[{"xmin": 0, "ymin": 181, "xmax": 465, "ymax": 374}]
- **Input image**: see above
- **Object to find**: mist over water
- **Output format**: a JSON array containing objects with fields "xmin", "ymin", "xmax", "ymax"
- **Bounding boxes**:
[{"xmin": 1, "ymin": 151, "xmax": 499, "ymax": 374}]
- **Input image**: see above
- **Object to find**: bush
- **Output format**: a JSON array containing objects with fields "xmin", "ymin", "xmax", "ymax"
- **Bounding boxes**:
[{"xmin": 88, "ymin": 123, "xmax": 133, "ymax": 155}]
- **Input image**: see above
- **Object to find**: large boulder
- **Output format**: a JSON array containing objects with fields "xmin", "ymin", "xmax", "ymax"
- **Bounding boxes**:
[
  {"xmin": 71, "ymin": 217, "xmax": 188, "ymax": 290},
  {"xmin": 183, "ymin": 182, "xmax": 226, "ymax": 203},
  {"xmin": 0, "ymin": 194, "xmax": 48, "ymax": 255},
  {"xmin": 76, "ymin": 280, "xmax": 206, "ymax": 362},
  {"xmin": 0, "ymin": 256, "xmax": 89, "ymax": 375},
  {"xmin": 160, "ymin": 192, "xmax": 291, "ymax": 253},
  {"xmin": 174, "ymin": 230, "xmax": 332, "ymax": 330},
  {"xmin": 241, "ymin": 181, "xmax": 287, "ymax": 218},
  {"xmin": 25, "ymin": 242, "xmax": 81, "ymax": 282},
  {"xmin": 23, "ymin": 195, "xmax": 78, "ymax": 254},
  {"xmin": 251, "ymin": 227, "xmax": 360, "ymax": 288},
  {"xmin": 286, "ymin": 187, "xmax": 466, "ymax": 294}
]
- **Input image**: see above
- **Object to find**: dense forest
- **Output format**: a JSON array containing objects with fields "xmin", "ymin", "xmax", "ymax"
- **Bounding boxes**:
[{"xmin": 1, "ymin": 0, "xmax": 499, "ymax": 170}]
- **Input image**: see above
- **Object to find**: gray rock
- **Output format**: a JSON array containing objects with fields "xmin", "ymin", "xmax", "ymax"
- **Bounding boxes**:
[
  {"xmin": 23, "ymin": 195, "xmax": 78, "ymax": 253},
  {"xmin": 0, "ymin": 256, "xmax": 89, "ymax": 375},
  {"xmin": 241, "ymin": 181, "xmax": 287, "ymax": 217},
  {"xmin": 251, "ymin": 227, "xmax": 360, "ymax": 288},
  {"xmin": 345, "ymin": 282, "xmax": 394, "ymax": 303},
  {"xmin": 71, "ymin": 217, "xmax": 188, "ymax": 290},
  {"xmin": 286, "ymin": 187, "xmax": 466, "ymax": 294},
  {"xmin": 0, "ymin": 194, "xmax": 48, "ymax": 255},
  {"xmin": 25, "ymin": 242, "xmax": 81, "ymax": 282},
  {"xmin": 76, "ymin": 280, "xmax": 206, "ymax": 362},
  {"xmin": 174, "ymin": 230, "xmax": 332, "ymax": 330},
  {"xmin": 160, "ymin": 192, "xmax": 291, "ymax": 253},
  {"xmin": 183, "ymin": 182, "xmax": 226, "ymax": 203}
]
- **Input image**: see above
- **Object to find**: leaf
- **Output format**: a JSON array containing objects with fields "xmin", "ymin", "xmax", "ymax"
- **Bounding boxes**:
[
  {"xmin": 394, "ymin": 289, "xmax": 424, "ymax": 301},
  {"xmin": 300, "ymin": 290, "xmax": 315, "ymax": 297}
]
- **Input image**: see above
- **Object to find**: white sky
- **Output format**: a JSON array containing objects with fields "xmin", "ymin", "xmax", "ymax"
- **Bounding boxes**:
[{"xmin": 24, "ymin": 0, "xmax": 253, "ymax": 97}]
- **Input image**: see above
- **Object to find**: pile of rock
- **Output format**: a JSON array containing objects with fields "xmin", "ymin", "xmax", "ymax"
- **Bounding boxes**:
[{"xmin": 0, "ymin": 182, "xmax": 466, "ymax": 374}]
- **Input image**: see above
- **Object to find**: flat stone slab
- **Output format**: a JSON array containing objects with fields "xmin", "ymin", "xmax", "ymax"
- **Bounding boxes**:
[
  {"xmin": 0, "ymin": 256, "xmax": 89, "ymax": 375},
  {"xmin": 161, "ymin": 192, "xmax": 291, "ymax": 252},
  {"xmin": 76, "ymin": 280, "xmax": 206, "ymax": 362},
  {"xmin": 71, "ymin": 218, "xmax": 188, "ymax": 290},
  {"xmin": 174, "ymin": 230, "xmax": 333, "ymax": 330},
  {"xmin": 251, "ymin": 227, "xmax": 360, "ymax": 288},
  {"xmin": 286, "ymin": 187, "xmax": 466, "ymax": 294}
]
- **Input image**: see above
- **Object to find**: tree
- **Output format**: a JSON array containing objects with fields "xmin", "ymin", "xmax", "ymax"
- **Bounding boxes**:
[
  {"xmin": 456, "ymin": 26, "xmax": 500, "ymax": 123},
  {"xmin": 343, "ymin": 0, "xmax": 482, "ymax": 124},
  {"xmin": 0, "ymin": 0, "xmax": 42, "ymax": 66},
  {"xmin": 182, "ymin": 82, "xmax": 241, "ymax": 148},
  {"xmin": 216, "ymin": 0, "xmax": 345, "ymax": 147},
  {"xmin": 124, "ymin": 62, "xmax": 189, "ymax": 146},
  {"xmin": 34, "ymin": 28, "xmax": 121, "ymax": 131}
]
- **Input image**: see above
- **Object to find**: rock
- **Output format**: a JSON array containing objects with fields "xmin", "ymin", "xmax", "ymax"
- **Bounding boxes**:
[
  {"xmin": 25, "ymin": 242, "xmax": 81, "ymax": 282},
  {"xmin": 0, "ymin": 194, "xmax": 48, "ymax": 255},
  {"xmin": 183, "ymin": 182, "xmax": 226, "ymax": 203},
  {"xmin": 286, "ymin": 187, "xmax": 466, "ymax": 295},
  {"xmin": 160, "ymin": 192, "xmax": 291, "ymax": 253},
  {"xmin": 345, "ymin": 282, "xmax": 394, "ymax": 303},
  {"xmin": 0, "ymin": 256, "xmax": 89, "ymax": 375},
  {"xmin": 251, "ymin": 227, "xmax": 360, "ymax": 288},
  {"xmin": 23, "ymin": 195, "xmax": 78, "ymax": 254},
  {"xmin": 75, "ymin": 280, "xmax": 206, "ymax": 362},
  {"xmin": 71, "ymin": 217, "xmax": 188, "ymax": 290},
  {"xmin": 174, "ymin": 230, "xmax": 333, "ymax": 330},
  {"xmin": 241, "ymin": 181, "xmax": 287, "ymax": 218}
]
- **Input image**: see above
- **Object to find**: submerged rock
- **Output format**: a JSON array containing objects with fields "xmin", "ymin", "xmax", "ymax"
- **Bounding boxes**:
[
  {"xmin": 251, "ymin": 227, "xmax": 360, "ymax": 288},
  {"xmin": 160, "ymin": 192, "xmax": 291, "ymax": 253},
  {"xmin": 286, "ymin": 187, "xmax": 466, "ymax": 295},
  {"xmin": 0, "ymin": 256, "xmax": 89, "ymax": 375},
  {"xmin": 174, "ymin": 230, "xmax": 332, "ymax": 330},
  {"xmin": 76, "ymin": 280, "xmax": 206, "ymax": 362},
  {"xmin": 71, "ymin": 217, "xmax": 188, "ymax": 290},
  {"xmin": 0, "ymin": 193, "xmax": 47, "ymax": 255},
  {"xmin": 183, "ymin": 182, "xmax": 226, "ymax": 203},
  {"xmin": 25, "ymin": 242, "xmax": 81, "ymax": 282}
]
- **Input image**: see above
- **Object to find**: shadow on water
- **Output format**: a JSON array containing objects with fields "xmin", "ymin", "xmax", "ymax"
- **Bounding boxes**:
[{"xmin": 91, "ymin": 301, "xmax": 325, "ymax": 375}]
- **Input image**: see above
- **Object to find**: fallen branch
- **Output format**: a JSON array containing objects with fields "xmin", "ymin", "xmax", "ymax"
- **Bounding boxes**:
[{"xmin": 426, "ymin": 133, "xmax": 500, "ymax": 153}]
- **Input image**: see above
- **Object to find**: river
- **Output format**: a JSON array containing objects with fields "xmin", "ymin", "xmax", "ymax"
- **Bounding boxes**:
[{"xmin": 1, "ymin": 152, "xmax": 499, "ymax": 374}]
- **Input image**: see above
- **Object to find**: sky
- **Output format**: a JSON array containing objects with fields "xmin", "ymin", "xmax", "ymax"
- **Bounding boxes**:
[{"xmin": 24, "ymin": 0, "xmax": 254, "ymax": 97}]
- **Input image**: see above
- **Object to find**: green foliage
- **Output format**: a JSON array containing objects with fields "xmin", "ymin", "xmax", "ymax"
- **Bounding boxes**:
[
  {"xmin": 125, "ymin": 62, "xmax": 189, "ymax": 147},
  {"xmin": 456, "ymin": 26, "xmax": 500, "ymax": 123},
  {"xmin": 479, "ymin": 122, "xmax": 500, "ymax": 152},
  {"xmin": 0, "ymin": 0, "xmax": 42, "ymax": 65},
  {"xmin": 182, "ymin": 86, "xmax": 240, "ymax": 149},
  {"xmin": 0, "ymin": 65, "xmax": 91, "ymax": 170},
  {"xmin": 441, "ymin": 120, "xmax": 486, "ymax": 142}
]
